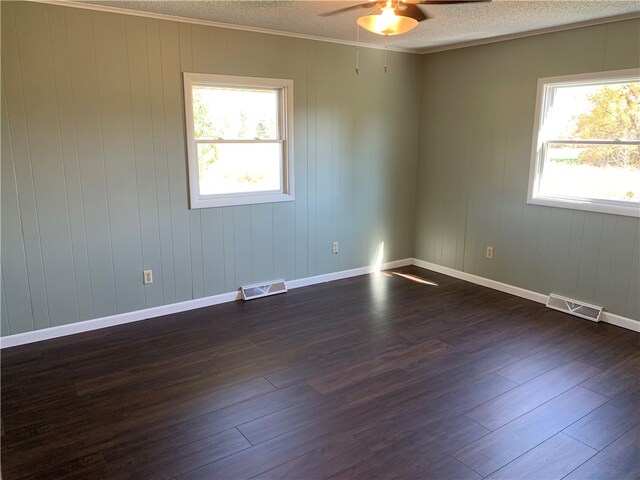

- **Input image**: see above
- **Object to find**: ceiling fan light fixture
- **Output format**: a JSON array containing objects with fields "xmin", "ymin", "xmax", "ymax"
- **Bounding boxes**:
[{"xmin": 357, "ymin": 3, "xmax": 419, "ymax": 36}]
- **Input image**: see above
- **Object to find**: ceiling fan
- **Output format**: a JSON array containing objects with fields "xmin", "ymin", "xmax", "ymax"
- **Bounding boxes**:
[
  {"xmin": 323, "ymin": 0, "xmax": 491, "ymax": 36},
  {"xmin": 324, "ymin": 0, "xmax": 490, "ymax": 74}
]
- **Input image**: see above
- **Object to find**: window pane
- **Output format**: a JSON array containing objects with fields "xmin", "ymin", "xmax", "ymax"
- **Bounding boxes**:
[
  {"xmin": 542, "ymin": 81, "xmax": 639, "ymax": 141},
  {"xmin": 198, "ymin": 143, "xmax": 282, "ymax": 195},
  {"xmin": 541, "ymin": 143, "xmax": 640, "ymax": 202},
  {"xmin": 192, "ymin": 86, "xmax": 278, "ymax": 140}
]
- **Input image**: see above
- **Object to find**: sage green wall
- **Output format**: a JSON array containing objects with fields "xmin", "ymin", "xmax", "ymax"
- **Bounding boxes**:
[
  {"xmin": 3, "ymin": 3, "xmax": 638, "ymax": 338},
  {"xmin": 414, "ymin": 19, "xmax": 640, "ymax": 321},
  {"xmin": 1, "ymin": 1, "xmax": 421, "ymax": 335}
]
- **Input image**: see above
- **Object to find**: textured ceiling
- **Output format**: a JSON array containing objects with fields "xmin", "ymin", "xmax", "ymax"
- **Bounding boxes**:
[{"xmin": 74, "ymin": 0, "xmax": 640, "ymax": 51}]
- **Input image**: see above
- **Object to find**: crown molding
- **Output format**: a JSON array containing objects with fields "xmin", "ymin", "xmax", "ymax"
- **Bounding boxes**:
[
  {"xmin": 26, "ymin": 0, "xmax": 418, "ymax": 54},
  {"xmin": 23, "ymin": 1, "xmax": 640, "ymax": 56},
  {"xmin": 419, "ymin": 12, "xmax": 640, "ymax": 54}
]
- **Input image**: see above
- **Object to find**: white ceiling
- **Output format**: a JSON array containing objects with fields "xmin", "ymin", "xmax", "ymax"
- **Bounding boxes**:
[{"xmin": 73, "ymin": 0, "xmax": 640, "ymax": 52}]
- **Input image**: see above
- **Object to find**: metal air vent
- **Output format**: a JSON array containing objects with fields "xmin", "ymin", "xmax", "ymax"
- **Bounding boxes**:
[
  {"xmin": 546, "ymin": 293, "xmax": 602, "ymax": 322},
  {"xmin": 241, "ymin": 280, "xmax": 287, "ymax": 301}
]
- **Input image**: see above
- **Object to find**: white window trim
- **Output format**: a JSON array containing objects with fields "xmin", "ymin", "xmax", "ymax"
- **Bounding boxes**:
[
  {"xmin": 183, "ymin": 72, "xmax": 295, "ymax": 209},
  {"xmin": 528, "ymin": 68, "xmax": 640, "ymax": 218}
]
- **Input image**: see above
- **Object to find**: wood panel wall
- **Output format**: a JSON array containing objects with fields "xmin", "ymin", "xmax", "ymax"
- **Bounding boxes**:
[
  {"xmin": 414, "ymin": 19, "xmax": 640, "ymax": 321},
  {"xmin": 1, "ymin": 1, "xmax": 421, "ymax": 334}
]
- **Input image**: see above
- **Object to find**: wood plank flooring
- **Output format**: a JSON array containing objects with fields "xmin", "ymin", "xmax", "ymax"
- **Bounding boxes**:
[{"xmin": 2, "ymin": 266, "xmax": 639, "ymax": 480}]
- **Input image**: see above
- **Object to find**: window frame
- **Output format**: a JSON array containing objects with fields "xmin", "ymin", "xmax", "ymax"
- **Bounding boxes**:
[
  {"xmin": 183, "ymin": 72, "xmax": 294, "ymax": 209},
  {"xmin": 528, "ymin": 68, "xmax": 640, "ymax": 218}
]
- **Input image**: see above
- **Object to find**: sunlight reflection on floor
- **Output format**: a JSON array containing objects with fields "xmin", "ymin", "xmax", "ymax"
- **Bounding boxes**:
[{"xmin": 392, "ymin": 272, "xmax": 439, "ymax": 286}]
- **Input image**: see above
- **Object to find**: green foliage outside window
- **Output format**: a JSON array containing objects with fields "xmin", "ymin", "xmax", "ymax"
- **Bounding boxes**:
[{"xmin": 572, "ymin": 83, "xmax": 639, "ymax": 168}]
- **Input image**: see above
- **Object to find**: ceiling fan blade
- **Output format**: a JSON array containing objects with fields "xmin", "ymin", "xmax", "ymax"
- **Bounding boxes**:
[
  {"xmin": 321, "ymin": 3, "xmax": 374, "ymax": 17},
  {"xmin": 415, "ymin": 0, "xmax": 490, "ymax": 4},
  {"xmin": 396, "ymin": 3, "xmax": 429, "ymax": 21}
]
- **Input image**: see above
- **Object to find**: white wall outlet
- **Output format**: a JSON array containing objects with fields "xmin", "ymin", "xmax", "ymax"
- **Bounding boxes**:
[
  {"xmin": 143, "ymin": 270, "xmax": 153, "ymax": 285},
  {"xmin": 486, "ymin": 246, "xmax": 494, "ymax": 259},
  {"xmin": 332, "ymin": 242, "xmax": 339, "ymax": 254}
]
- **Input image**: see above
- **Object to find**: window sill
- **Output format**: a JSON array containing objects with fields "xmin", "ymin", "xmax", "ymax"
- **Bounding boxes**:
[
  {"xmin": 528, "ymin": 195, "xmax": 640, "ymax": 218},
  {"xmin": 190, "ymin": 192, "xmax": 295, "ymax": 209}
]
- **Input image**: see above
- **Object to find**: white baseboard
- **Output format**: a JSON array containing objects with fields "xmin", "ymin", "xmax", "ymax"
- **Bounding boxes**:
[
  {"xmin": 411, "ymin": 258, "xmax": 640, "ymax": 333},
  {"xmin": 0, "ymin": 258, "xmax": 412, "ymax": 349},
  {"xmin": 600, "ymin": 311, "xmax": 640, "ymax": 333},
  {"xmin": 0, "ymin": 291, "xmax": 242, "ymax": 349},
  {"xmin": 410, "ymin": 259, "xmax": 550, "ymax": 304},
  {"xmin": 3, "ymin": 255, "xmax": 635, "ymax": 348},
  {"xmin": 287, "ymin": 258, "xmax": 412, "ymax": 289}
]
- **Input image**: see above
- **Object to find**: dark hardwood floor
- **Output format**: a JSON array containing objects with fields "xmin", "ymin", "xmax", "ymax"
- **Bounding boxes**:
[{"xmin": 2, "ymin": 265, "xmax": 639, "ymax": 480}]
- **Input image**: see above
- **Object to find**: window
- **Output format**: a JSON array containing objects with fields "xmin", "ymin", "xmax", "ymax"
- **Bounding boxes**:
[
  {"xmin": 528, "ymin": 69, "xmax": 640, "ymax": 217},
  {"xmin": 183, "ymin": 73, "xmax": 294, "ymax": 208}
]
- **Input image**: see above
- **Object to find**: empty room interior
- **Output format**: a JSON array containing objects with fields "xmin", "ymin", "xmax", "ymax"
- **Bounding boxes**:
[{"xmin": 1, "ymin": 0, "xmax": 640, "ymax": 478}]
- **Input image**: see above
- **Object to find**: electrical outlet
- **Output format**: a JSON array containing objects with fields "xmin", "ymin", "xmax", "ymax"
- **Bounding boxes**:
[
  {"xmin": 143, "ymin": 270, "xmax": 153, "ymax": 285},
  {"xmin": 486, "ymin": 246, "xmax": 494, "ymax": 259},
  {"xmin": 332, "ymin": 242, "xmax": 339, "ymax": 254}
]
